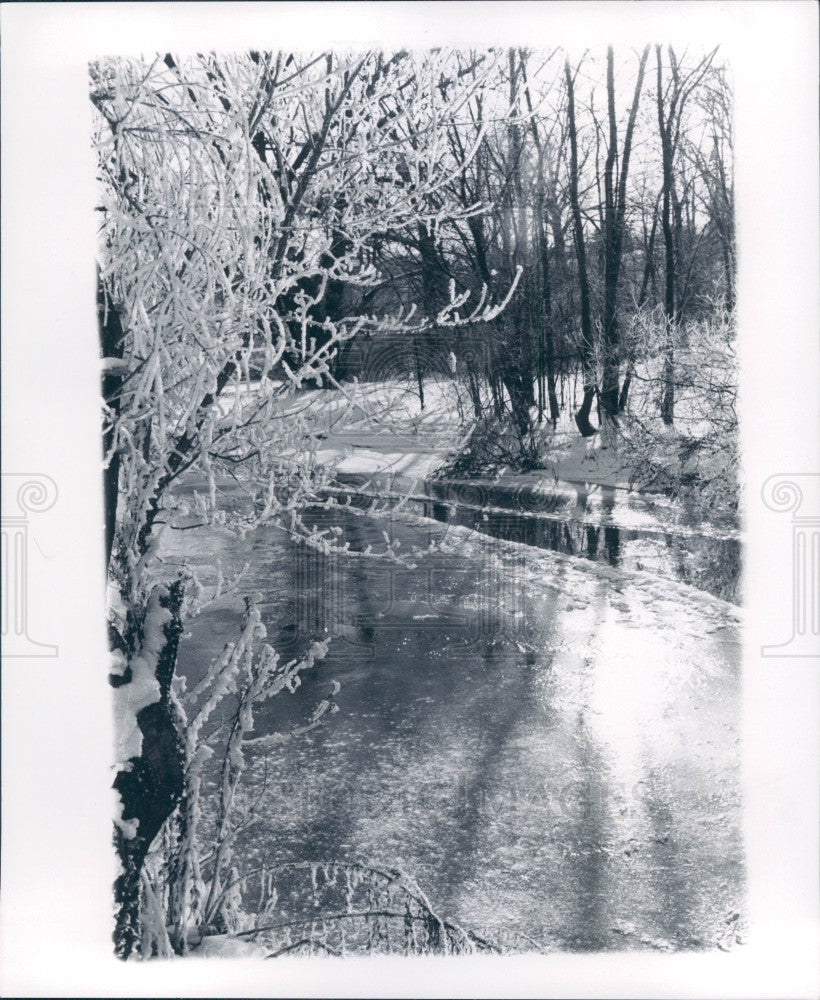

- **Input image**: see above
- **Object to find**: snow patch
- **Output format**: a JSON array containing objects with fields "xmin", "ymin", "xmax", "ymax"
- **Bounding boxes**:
[
  {"xmin": 190, "ymin": 934, "xmax": 269, "ymax": 959},
  {"xmin": 112, "ymin": 587, "xmax": 171, "ymax": 764},
  {"xmin": 115, "ymin": 817, "xmax": 139, "ymax": 839}
]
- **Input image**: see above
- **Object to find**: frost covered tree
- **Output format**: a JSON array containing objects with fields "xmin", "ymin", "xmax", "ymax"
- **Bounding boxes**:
[
  {"xmin": 367, "ymin": 50, "xmax": 561, "ymax": 449},
  {"xmin": 655, "ymin": 45, "xmax": 718, "ymax": 424},
  {"xmin": 92, "ymin": 50, "xmax": 517, "ymax": 958},
  {"xmin": 343, "ymin": 46, "xmax": 733, "ymax": 465}
]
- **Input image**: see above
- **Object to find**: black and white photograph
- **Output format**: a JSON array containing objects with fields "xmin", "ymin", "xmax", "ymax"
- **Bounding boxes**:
[{"xmin": 1, "ymin": 3, "xmax": 818, "ymax": 997}]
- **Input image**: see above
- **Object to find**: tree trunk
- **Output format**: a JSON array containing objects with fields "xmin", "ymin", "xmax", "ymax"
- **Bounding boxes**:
[
  {"xmin": 601, "ymin": 45, "xmax": 650, "ymax": 427},
  {"xmin": 415, "ymin": 220, "xmax": 450, "ymax": 409},
  {"xmin": 576, "ymin": 384, "xmax": 597, "ymax": 437},
  {"xmin": 565, "ymin": 59, "xmax": 597, "ymax": 437},
  {"xmin": 521, "ymin": 52, "xmax": 560, "ymax": 428},
  {"xmin": 112, "ymin": 579, "xmax": 186, "ymax": 958},
  {"xmin": 661, "ymin": 325, "xmax": 675, "ymax": 426},
  {"xmin": 413, "ymin": 337, "xmax": 425, "ymax": 410},
  {"xmin": 98, "ymin": 276, "xmax": 124, "ymax": 572},
  {"xmin": 657, "ymin": 45, "xmax": 677, "ymax": 426},
  {"xmin": 601, "ymin": 48, "xmax": 621, "ymax": 423},
  {"xmin": 538, "ymin": 214, "xmax": 561, "ymax": 426}
]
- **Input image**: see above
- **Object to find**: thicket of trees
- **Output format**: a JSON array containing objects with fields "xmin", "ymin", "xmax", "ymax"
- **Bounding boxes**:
[
  {"xmin": 332, "ymin": 47, "xmax": 734, "ymax": 455},
  {"xmin": 93, "ymin": 46, "xmax": 735, "ymax": 958}
]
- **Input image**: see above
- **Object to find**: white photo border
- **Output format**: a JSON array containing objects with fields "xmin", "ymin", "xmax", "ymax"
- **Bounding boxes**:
[{"xmin": 1, "ymin": 2, "xmax": 818, "ymax": 997}]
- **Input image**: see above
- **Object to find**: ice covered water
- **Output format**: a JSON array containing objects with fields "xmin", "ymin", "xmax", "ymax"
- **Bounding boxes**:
[{"xmin": 167, "ymin": 494, "xmax": 744, "ymax": 952}]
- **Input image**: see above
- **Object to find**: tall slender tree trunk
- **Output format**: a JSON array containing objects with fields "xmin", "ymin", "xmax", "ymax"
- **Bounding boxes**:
[
  {"xmin": 565, "ymin": 59, "xmax": 597, "ymax": 437},
  {"xmin": 600, "ymin": 47, "xmax": 621, "ymax": 423},
  {"xmin": 520, "ymin": 50, "xmax": 560, "ymax": 427},
  {"xmin": 537, "ymin": 211, "xmax": 561, "ymax": 426},
  {"xmin": 601, "ymin": 45, "xmax": 650, "ymax": 431},
  {"xmin": 657, "ymin": 45, "xmax": 677, "ymax": 426},
  {"xmin": 413, "ymin": 337, "xmax": 426, "ymax": 411}
]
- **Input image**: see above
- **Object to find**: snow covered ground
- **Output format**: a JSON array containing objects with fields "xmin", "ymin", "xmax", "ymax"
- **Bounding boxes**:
[
  {"xmin": 252, "ymin": 378, "xmax": 740, "ymax": 604},
  {"xmin": 212, "ymin": 375, "xmax": 740, "ymax": 605}
]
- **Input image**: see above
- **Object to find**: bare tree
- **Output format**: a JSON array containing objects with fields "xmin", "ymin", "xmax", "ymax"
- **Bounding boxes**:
[
  {"xmin": 655, "ymin": 45, "xmax": 717, "ymax": 424},
  {"xmin": 564, "ymin": 56, "xmax": 597, "ymax": 437},
  {"xmin": 520, "ymin": 48, "xmax": 562, "ymax": 425},
  {"xmin": 599, "ymin": 45, "xmax": 650, "ymax": 432}
]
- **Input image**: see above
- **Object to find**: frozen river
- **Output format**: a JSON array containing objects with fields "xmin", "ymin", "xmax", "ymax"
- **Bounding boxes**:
[{"xmin": 167, "ymin": 488, "xmax": 744, "ymax": 952}]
